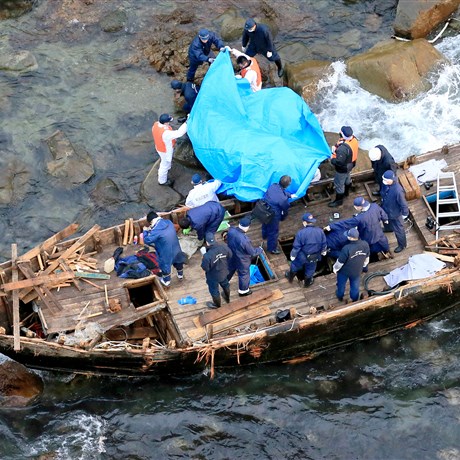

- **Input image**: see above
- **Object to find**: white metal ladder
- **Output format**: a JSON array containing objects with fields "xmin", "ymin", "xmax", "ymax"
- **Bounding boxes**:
[{"xmin": 436, "ymin": 171, "xmax": 460, "ymax": 239}]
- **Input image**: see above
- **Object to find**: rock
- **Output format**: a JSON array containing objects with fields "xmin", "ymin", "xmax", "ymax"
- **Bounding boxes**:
[
  {"xmin": 0, "ymin": 153, "xmax": 31, "ymax": 205},
  {"xmin": 0, "ymin": 357, "xmax": 43, "ymax": 407},
  {"xmin": 0, "ymin": 0, "xmax": 34, "ymax": 20},
  {"xmin": 99, "ymin": 9, "xmax": 128, "ymax": 33},
  {"xmin": 346, "ymin": 38, "xmax": 448, "ymax": 102},
  {"xmin": 45, "ymin": 130, "xmax": 94, "ymax": 186},
  {"xmin": 174, "ymin": 137, "xmax": 204, "ymax": 169},
  {"xmin": 278, "ymin": 42, "xmax": 311, "ymax": 65},
  {"xmin": 90, "ymin": 178, "xmax": 127, "ymax": 206},
  {"xmin": 0, "ymin": 50, "xmax": 38, "ymax": 72},
  {"xmin": 394, "ymin": 0, "xmax": 460, "ymax": 39},
  {"xmin": 285, "ymin": 60, "xmax": 332, "ymax": 105},
  {"xmin": 216, "ymin": 7, "xmax": 246, "ymax": 41}
]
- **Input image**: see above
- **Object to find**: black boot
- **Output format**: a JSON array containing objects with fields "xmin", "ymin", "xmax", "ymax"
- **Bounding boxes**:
[
  {"xmin": 344, "ymin": 183, "xmax": 351, "ymax": 197},
  {"xmin": 304, "ymin": 277, "xmax": 314, "ymax": 288},
  {"xmin": 222, "ymin": 286, "xmax": 230, "ymax": 303},
  {"xmin": 328, "ymin": 193, "xmax": 344, "ymax": 208},
  {"xmin": 206, "ymin": 295, "xmax": 221, "ymax": 309},
  {"xmin": 285, "ymin": 270, "xmax": 295, "ymax": 283}
]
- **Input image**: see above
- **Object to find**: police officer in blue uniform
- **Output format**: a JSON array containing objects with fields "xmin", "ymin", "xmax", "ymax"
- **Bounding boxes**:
[
  {"xmin": 187, "ymin": 29, "xmax": 225, "ymax": 82},
  {"xmin": 380, "ymin": 170, "xmax": 409, "ymax": 253},
  {"xmin": 285, "ymin": 213, "xmax": 327, "ymax": 287},
  {"xmin": 333, "ymin": 228, "xmax": 370, "ymax": 302},
  {"xmin": 179, "ymin": 201, "xmax": 225, "ymax": 241},
  {"xmin": 329, "ymin": 142, "xmax": 354, "ymax": 208},
  {"xmin": 170, "ymin": 80, "xmax": 200, "ymax": 115},
  {"xmin": 143, "ymin": 211, "xmax": 186, "ymax": 287},
  {"xmin": 326, "ymin": 220, "xmax": 350, "ymax": 260},
  {"xmin": 261, "ymin": 175, "xmax": 296, "ymax": 254},
  {"xmin": 201, "ymin": 232, "xmax": 233, "ymax": 309},
  {"xmin": 242, "ymin": 18, "xmax": 283, "ymax": 77},
  {"xmin": 368, "ymin": 145, "xmax": 397, "ymax": 195},
  {"xmin": 227, "ymin": 216, "xmax": 263, "ymax": 296}
]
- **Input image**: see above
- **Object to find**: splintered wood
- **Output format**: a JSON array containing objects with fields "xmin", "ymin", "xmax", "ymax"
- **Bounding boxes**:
[{"xmin": 425, "ymin": 232, "xmax": 460, "ymax": 266}]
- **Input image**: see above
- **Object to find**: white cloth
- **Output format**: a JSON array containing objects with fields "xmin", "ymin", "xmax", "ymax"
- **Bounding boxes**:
[
  {"xmin": 312, "ymin": 168, "xmax": 321, "ymax": 183},
  {"xmin": 384, "ymin": 253, "xmax": 446, "ymax": 288},
  {"xmin": 156, "ymin": 122, "xmax": 188, "ymax": 184},
  {"xmin": 185, "ymin": 180, "xmax": 222, "ymax": 207},
  {"xmin": 409, "ymin": 159, "xmax": 448, "ymax": 184}
]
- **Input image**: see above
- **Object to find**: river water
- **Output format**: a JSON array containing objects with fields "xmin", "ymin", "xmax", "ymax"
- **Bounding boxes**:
[{"xmin": 1, "ymin": 1, "xmax": 460, "ymax": 459}]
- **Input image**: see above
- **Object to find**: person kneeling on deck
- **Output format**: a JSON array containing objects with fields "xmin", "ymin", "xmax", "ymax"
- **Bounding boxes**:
[
  {"xmin": 328, "ymin": 143, "xmax": 354, "ymax": 208},
  {"xmin": 262, "ymin": 175, "xmax": 297, "ymax": 255},
  {"xmin": 333, "ymin": 228, "xmax": 370, "ymax": 302},
  {"xmin": 179, "ymin": 201, "xmax": 226, "ymax": 242},
  {"xmin": 143, "ymin": 211, "xmax": 186, "ymax": 287},
  {"xmin": 380, "ymin": 170, "xmax": 409, "ymax": 253},
  {"xmin": 185, "ymin": 173, "xmax": 222, "ymax": 208},
  {"xmin": 227, "ymin": 216, "xmax": 263, "ymax": 297},
  {"xmin": 201, "ymin": 232, "xmax": 233, "ymax": 309},
  {"xmin": 285, "ymin": 213, "xmax": 327, "ymax": 288}
]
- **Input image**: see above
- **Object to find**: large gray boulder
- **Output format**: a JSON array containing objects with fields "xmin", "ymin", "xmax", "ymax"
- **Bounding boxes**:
[
  {"xmin": 394, "ymin": 0, "xmax": 460, "ymax": 39},
  {"xmin": 346, "ymin": 38, "xmax": 448, "ymax": 102},
  {"xmin": 0, "ymin": 0, "xmax": 34, "ymax": 19},
  {"xmin": 99, "ymin": 9, "xmax": 128, "ymax": 33},
  {"xmin": 0, "ymin": 154, "xmax": 31, "ymax": 205}
]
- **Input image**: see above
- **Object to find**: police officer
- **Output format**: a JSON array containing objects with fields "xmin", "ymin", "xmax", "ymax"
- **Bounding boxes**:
[
  {"xmin": 368, "ymin": 145, "xmax": 397, "ymax": 196},
  {"xmin": 187, "ymin": 29, "xmax": 225, "ymax": 82},
  {"xmin": 241, "ymin": 18, "xmax": 283, "ymax": 78},
  {"xmin": 325, "ymin": 220, "xmax": 350, "ymax": 260},
  {"xmin": 333, "ymin": 228, "xmax": 370, "ymax": 302},
  {"xmin": 170, "ymin": 80, "xmax": 200, "ymax": 116},
  {"xmin": 380, "ymin": 170, "xmax": 409, "ymax": 253},
  {"xmin": 143, "ymin": 211, "xmax": 186, "ymax": 287},
  {"xmin": 328, "ymin": 143, "xmax": 354, "ymax": 208},
  {"xmin": 178, "ymin": 201, "xmax": 225, "ymax": 241},
  {"xmin": 332, "ymin": 125, "xmax": 359, "ymax": 169},
  {"xmin": 326, "ymin": 197, "xmax": 390, "ymax": 259},
  {"xmin": 285, "ymin": 213, "xmax": 327, "ymax": 288},
  {"xmin": 227, "ymin": 216, "xmax": 263, "ymax": 296},
  {"xmin": 261, "ymin": 175, "xmax": 296, "ymax": 254},
  {"xmin": 201, "ymin": 232, "xmax": 233, "ymax": 309},
  {"xmin": 185, "ymin": 173, "xmax": 222, "ymax": 208}
]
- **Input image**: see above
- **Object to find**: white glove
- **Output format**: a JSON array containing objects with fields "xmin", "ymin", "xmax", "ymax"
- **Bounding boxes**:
[
  {"xmin": 384, "ymin": 220, "xmax": 389, "ymax": 225},
  {"xmin": 267, "ymin": 51, "xmax": 273, "ymax": 58},
  {"xmin": 242, "ymin": 46, "xmax": 246, "ymax": 53},
  {"xmin": 208, "ymin": 58, "xmax": 215, "ymax": 64},
  {"xmin": 290, "ymin": 256, "xmax": 295, "ymax": 261},
  {"xmin": 291, "ymin": 194, "xmax": 298, "ymax": 199},
  {"xmin": 200, "ymin": 247, "xmax": 207, "ymax": 255},
  {"xmin": 321, "ymin": 250, "xmax": 327, "ymax": 256},
  {"xmin": 225, "ymin": 45, "xmax": 231, "ymax": 51},
  {"xmin": 402, "ymin": 215, "xmax": 408, "ymax": 220},
  {"xmin": 324, "ymin": 225, "xmax": 331, "ymax": 232}
]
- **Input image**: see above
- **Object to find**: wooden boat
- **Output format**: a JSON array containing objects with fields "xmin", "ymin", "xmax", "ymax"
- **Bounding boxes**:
[{"xmin": 1, "ymin": 143, "xmax": 460, "ymax": 377}]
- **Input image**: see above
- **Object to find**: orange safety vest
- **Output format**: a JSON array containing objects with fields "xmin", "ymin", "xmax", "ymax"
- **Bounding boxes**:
[
  {"xmin": 346, "ymin": 136, "xmax": 359, "ymax": 163},
  {"xmin": 240, "ymin": 57, "xmax": 262, "ymax": 90},
  {"xmin": 152, "ymin": 122, "xmax": 175, "ymax": 154}
]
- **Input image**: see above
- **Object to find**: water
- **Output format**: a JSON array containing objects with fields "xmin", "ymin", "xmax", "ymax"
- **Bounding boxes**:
[{"xmin": 1, "ymin": 1, "xmax": 460, "ymax": 458}]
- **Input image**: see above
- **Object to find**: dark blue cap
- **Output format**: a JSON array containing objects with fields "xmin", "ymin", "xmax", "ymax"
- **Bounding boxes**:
[
  {"xmin": 239, "ymin": 216, "xmax": 251, "ymax": 227},
  {"xmin": 199, "ymin": 29, "xmax": 210, "ymax": 40},
  {"xmin": 245, "ymin": 18, "xmax": 256, "ymax": 30},
  {"xmin": 159, "ymin": 113, "xmax": 173, "ymax": 124}
]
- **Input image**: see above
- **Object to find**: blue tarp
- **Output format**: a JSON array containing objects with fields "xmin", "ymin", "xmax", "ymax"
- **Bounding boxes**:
[{"xmin": 187, "ymin": 49, "xmax": 331, "ymax": 202}]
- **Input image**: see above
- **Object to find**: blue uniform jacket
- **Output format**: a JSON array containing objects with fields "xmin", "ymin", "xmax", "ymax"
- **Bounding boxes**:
[
  {"xmin": 326, "ymin": 220, "xmax": 350, "ymax": 256},
  {"xmin": 227, "ymin": 226, "xmax": 262, "ymax": 270},
  {"xmin": 290, "ymin": 226, "xmax": 327, "ymax": 265},
  {"xmin": 337, "ymin": 239, "xmax": 370, "ymax": 278},
  {"xmin": 187, "ymin": 201, "xmax": 225, "ymax": 240},
  {"xmin": 143, "ymin": 219, "xmax": 185, "ymax": 274},
  {"xmin": 188, "ymin": 32, "xmax": 224, "ymax": 64},
  {"xmin": 242, "ymin": 23, "xmax": 279, "ymax": 59},
  {"xmin": 201, "ymin": 242, "xmax": 233, "ymax": 282},
  {"xmin": 263, "ymin": 183, "xmax": 291, "ymax": 221},
  {"xmin": 372, "ymin": 145, "xmax": 397, "ymax": 187},
  {"xmin": 381, "ymin": 182, "xmax": 409, "ymax": 219},
  {"xmin": 181, "ymin": 82, "xmax": 200, "ymax": 107},
  {"xmin": 331, "ymin": 203, "xmax": 388, "ymax": 245}
]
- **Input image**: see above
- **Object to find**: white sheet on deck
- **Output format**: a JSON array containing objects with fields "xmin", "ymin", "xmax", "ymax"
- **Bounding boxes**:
[
  {"xmin": 384, "ymin": 253, "xmax": 446, "ymax": 288},
  {"xmin": 409, "ymin": 159, "xmax": 448, "ymax": 184}
]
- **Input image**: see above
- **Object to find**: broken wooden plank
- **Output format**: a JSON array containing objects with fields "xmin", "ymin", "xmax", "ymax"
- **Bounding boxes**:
[
  {"xmin": 74, "ymin": 271, "xmax": 111, "ymax": 280},
  {"xmin": 12, "ymin": 244, "xmax": 20, "ymax": 351},
  {"xmin": 58, "ymin": 259, "xmax": 82, "ymax": 291},
  {"xmin": 423, "ymin": 251, "xmax": 455, "ymax": 263},
  {"xmin": 123, "ymin": 219, "xmax": 130, "ymax": 245},
  {"xmin": 128, "ymin": 218, "xmax": 134, "ymax": 245},
  {"xmin": 1, "ymin": 271, "xmax": 75, "ymax": 291}
]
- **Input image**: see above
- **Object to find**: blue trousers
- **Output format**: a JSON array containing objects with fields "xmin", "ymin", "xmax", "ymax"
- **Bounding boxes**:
[
  {"xmin": 291, "ymin": 260, "xmax": 317, "ymax": 279},
  {"xmin": 369, "ymin": 235, "xmax": 389, "ymax": 254},
  {"xmin": 227, "ymin": 264, "xmax": 250, "ymax": 292},
  {"xmin": 385, "ymin": 217, "xmax": 406, "ymax": 248},
  {"xmin": 187, "ymin": 54, "xmax": 214, "ymax": 82},
  {"xmin": 336, "ymin": 272, "xmax": 360, "ymax": 301},
  {"xmin": 261, "ymin": 217, "xmax": 280, "ymax": 252},
  {"xmin": 206, "ymin": 277, "xmax": 230, "ymax": 298}
]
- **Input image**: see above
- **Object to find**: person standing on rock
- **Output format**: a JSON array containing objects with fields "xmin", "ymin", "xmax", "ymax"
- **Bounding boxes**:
[
  {"xmin": 241, "ymin": 18, "xmax": 283, "ymax": 78},
  {"xmin": 187, "ymin": 28, "xmax": 225, "ymax": 82},
  {"xmin": 185, "ymin": 173, "xmax": 222, "ymax": 208},
  {"xmin": 368, "ymin": 145, "xmax": 397, "ymax": 196},
  {"xmin": 201, "ymin": 232, "xmax": 233, "ymax": 309},
  {"xmin": 152, "ymin": 113, "xmax": 188, "ymax": 187},
  {"xmin": 170, "ymin": 80, "xmax": 200, "ymax": 117}
]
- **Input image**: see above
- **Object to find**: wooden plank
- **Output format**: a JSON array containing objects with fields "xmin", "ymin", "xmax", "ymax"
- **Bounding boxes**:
[
  {"xmin": 75, "ymin": 271, "xmax": 111, "ymax": 280},
  {"xmin": 58, "ymin": 259, "xmax": 82, "ymax": 291},
  {"xmin": 128, "ymin": 218, "xmax": 134, "ymax": 244},
  {"xmin": 399, "ymin": 173, "xmax": 415, "ymax": 201},
  {"xmin": 196, "ymin": 288, "xmax": 281, "ymax": 327},
  {"xmin": 12, "ymin": 244, "xmax": 20, "ymax": 351},
  {"xmin": 406, "ymin": 171, "xmax": 421, "ymax": 199},
  {"xmin": 123, "ymin": 219, "xmax": 130, "ymax": 245},
  {"xmin": 104, "ymin": 326, "xmax": 159, "ymax": 341},
  {"xmin": 364, "ymin": 182, "xmax": 378, "ymax": 202},
  {"xmin": 1, "ymin": 271, "xmax": 75, "ymax": 291},
  {"xmin": 423, "ymin": 251, "xmax": 455, "ymax": 263},
  {"xmin": 17, "ymin": 223, "xmax": 79, "ymax": 262}
]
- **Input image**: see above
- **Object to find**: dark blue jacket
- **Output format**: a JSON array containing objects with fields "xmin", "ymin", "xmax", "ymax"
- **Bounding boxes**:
[
  {"xmin": 381, "ymin": 182, "xmax": 409, "ymax": 219},
  {"xmin": 331, "ymin": 143, "xmax": 353, "ymax": 174},
  {"xmin": 332, "ymin": 203, "xmax": 388, "ymax": 246},
  {"xmin": 372, "ymin": 145, "xmax": 397, "ymax": 188},
  {"xmin": 326, "ymin": 220, "xmax": 350, "ymax": 257},
  {"xmin": 291, "ymin": 226, "xmax": 327, "ymax": 265},
  {"xmin": 201, "ymin": 242, "xmax": 232, "ymax": 282},
  {"xmin": 227, "ymin": 226, "xmax": 262, "ymax": 270},
  {"xmin": 242, "ymin": 23, "xmax": 279, "ymax": 59},
  {"xmin": 263, "ymin": 183, "xmax": 291, "ymax": 221},
  {"xmin": 188, "ymin": 32, "xmax": 224, "ymax": 64},
  {"xmin": 143, "ymin": 219, "xmax": 185, "ymax": 274},
  {"xmin": 187, "ymin": 201, "xmax": 225, "ymax": 240},
  {"xmin": 181, "ymin": 82, "xmax": 200, "ymax": 108},
  {"xmin": 337, "ymin": 239, "xmax": 370, "ymax": 278}
]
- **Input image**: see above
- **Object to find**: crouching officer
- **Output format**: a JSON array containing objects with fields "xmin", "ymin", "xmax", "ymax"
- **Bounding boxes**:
[
  {"xmin": 179, "ymin": 201, "xmax": 225, "ymax": 241},
  {"xmin": 333, "ymin": 228, "xmax": 370, "ymax": 302},
  {"xmin": 285, "ymin": 213, "xmax": 327, "ymax": 287},
  {"xmin": 201, "ymin": 233, "xmax": 233, "ymax": 309}
]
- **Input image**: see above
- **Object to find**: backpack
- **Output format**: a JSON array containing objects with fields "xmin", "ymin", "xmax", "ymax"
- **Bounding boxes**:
[{"xmin": 252, "ymin": 199, "xmax": 275, "ymax": 224}]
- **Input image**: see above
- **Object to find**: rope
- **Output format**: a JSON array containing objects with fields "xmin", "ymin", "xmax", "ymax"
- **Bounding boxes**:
[{"xmin": 363, "ymin": 271, "xmax": 398, "ymax": 296}]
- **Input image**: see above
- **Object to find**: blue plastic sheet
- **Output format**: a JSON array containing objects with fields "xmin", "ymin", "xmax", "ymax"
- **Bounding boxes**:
[{"xmin": 187, "ymin": 49, "xmax": 331, "ymax": 202}]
